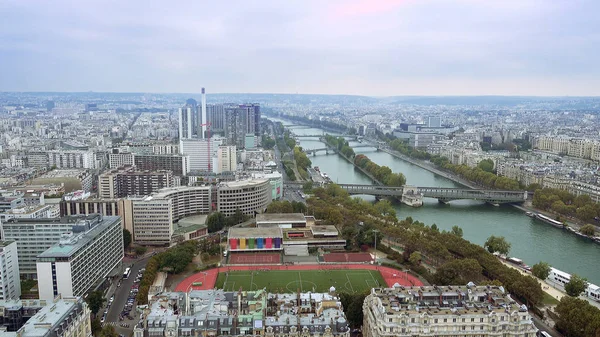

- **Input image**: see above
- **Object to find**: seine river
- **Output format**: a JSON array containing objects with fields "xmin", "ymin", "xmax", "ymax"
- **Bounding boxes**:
[{"xmin": 271, "ymin": 118, "xmax": 600, "ymax": 284}]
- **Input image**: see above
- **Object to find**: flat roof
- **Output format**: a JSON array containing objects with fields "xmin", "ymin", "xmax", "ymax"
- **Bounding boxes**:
[
  {"xmin": 37, "ymin": 216, "xmax": 120, "ymax": 259},
  {"xmin": 219, "ymin": 179, "xmax": 268, "ymax": 188},
  {"xmin": 229, "ymin": 227, "xmax": 283, "ymax": 239},
  {"xmin": 256, "ymin": 213, "xmax": 306, "ymax": 223}
]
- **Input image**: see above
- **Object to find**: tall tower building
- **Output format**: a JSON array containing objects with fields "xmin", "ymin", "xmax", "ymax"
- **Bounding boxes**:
[
  {"xmin": 0, "ymin": 241, "xmax": 21, "ymax": 300},
  {"xmin": 201, "ymin": 88, "xmax": 207, "ymax": 139},
  {"xmin": 178, "ymin": 106, "xmax": 193, "ymax": 140},
  {"xmin": 186, "ymin": 98, "xmax": 198, "ymax": 136}
]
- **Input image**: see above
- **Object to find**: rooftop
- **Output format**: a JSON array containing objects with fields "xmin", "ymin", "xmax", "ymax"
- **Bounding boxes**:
[
  {"xmin": 218, "ymin": 179, "xmax": 268, "ymax": 188},
  {"xmin": 39, "ymin": 169, "xmax": 88, "ymax": 178},
  {"xmin": 228, "ymin": 227, "xmax": 283, "ymax": 239},
  {"xmin": 13, "ymin": 297, "xmax": 87, "ymax": 337},
  {"xmin": 37, "ymin": 215, "xmax": 120, "ymax": 259},
  {"xmin": 256, "ymin": 213, "xmax": 306, "ymax": 223},
  {"xmin": 3, "ymin": 213, "xmax": 104, "ymax": 225}
]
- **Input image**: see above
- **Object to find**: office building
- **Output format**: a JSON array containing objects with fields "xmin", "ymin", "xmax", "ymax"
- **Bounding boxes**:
[
  {"xmin": 200, "ymin": 88, "xmax": 207, "ymax": 138},
  {"xmin": 134, "ymin": 153, "xmax": 188, "ymax": 175},
  {"xmin": 134, "ymin": 290, "xmax": 349, "ymax": 337},
  {"xmin": 178, "ymin": 106, "xmax": 193, "ymax": 140},
  {"xmin": 362, "ymin": 285, "xmax": 538, "ymax": 337},
  {"xmin": 0, "ymin": 241, "xmax": 21, "ymax": 300},
  {"xmin": 180, "ymin": 138, "xmax": 223, "ymax": 173},
  {"xmin": 217, "ymin": 145, "xmax": 237, "ymax": 173},
  {"xmin": 98, "ymin": 166, "xmax": 174, "ymax": 199},
  {"xmin": 130, "ymin": 186, "xmax": 212, "ymax": 245},
  {"xmin": 207, "ymin": 104, "xmax": 225, "ymax": 134},
  {"xmin": 216, "ymin": 179, "xmax": 271, "ymax": 217},
  {"xmin": 36, "ymin": 215, "xmax": 123, "ymax": 300},
  {"xmin": 26, "ymin": 152, "xmax": 50, "ymax": 168},
  {"xmin": 224, "ymin": 104, "xmax": 261, "ymax": 148},
  {"xmin": 0, "ymin": 215, "xmax": 111, "ymax": 279},
  {"xmin": 1, "ymin": 296, "xmax": 91, "ymax": 337}
]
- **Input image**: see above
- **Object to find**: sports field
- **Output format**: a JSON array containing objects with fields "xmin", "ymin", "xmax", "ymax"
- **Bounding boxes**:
[{"xmin": 215, "ymin": 269, "xmax": 386, "ymax": 293}]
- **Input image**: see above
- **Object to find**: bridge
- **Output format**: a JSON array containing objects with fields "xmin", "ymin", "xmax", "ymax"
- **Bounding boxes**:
[
  {"xmin": 284, "ymin": 182, "xmax": 527, "ymax": 205},
  {"xmin": 304, "ymin": 144, "xmax": 378, "ymax": 155}
]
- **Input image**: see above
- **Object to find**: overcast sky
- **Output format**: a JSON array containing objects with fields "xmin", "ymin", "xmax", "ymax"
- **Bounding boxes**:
[{"xmin": 1, "ymin": 0, "xmax": 599, "ymax": 96}]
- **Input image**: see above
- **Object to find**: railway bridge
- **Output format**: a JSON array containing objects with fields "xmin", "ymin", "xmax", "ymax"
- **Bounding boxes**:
[{"xmin": 284, "ymin": 182, "xmax": 527, "ymax": 206}]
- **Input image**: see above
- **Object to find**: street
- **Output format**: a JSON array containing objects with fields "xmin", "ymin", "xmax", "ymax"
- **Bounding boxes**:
[{"xmin": 104, "ymin": 257, "xmax": 150, "ymax": 333}]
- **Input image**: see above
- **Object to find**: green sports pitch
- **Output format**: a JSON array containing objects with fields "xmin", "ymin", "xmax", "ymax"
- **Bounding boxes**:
[{"xmin": 215, "ymin": 269, "xmax": 386, "ymax": 294}]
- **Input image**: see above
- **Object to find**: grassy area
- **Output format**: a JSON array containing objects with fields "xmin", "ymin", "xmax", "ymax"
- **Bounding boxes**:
[
  {"xmin": 542, "ymin": 292, "xmax": 560, "ymax": 306},
  {"xmin": 215, "ymin": 269, "xmax": 385, "ymax": 294}
]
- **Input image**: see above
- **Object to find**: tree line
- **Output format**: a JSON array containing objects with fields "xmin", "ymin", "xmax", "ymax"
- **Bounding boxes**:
[
  {"xmin": 354, "ymin": 154, "xmax": 406, "ymax": 186},
  {"xmin": 430, "ymin": 155, "xmax": 521, "ymax": 190},
  {"xmin": 136, "ymin": 241, "xmax": 199, "ymax": 304},
  {"xmin": 533, "ymin": 187, "xmax": 600, "ymax": 229},
  {"xmin": 306, "ymin": 185, "xmax": 544, "ymax": 307},
  {"xmin": 324, "ymin": 135, "xmax": 355, "ymax": 158},
  {"xmin": 293, "ymin": 146, "xmax": 312, "ymax": 180}
]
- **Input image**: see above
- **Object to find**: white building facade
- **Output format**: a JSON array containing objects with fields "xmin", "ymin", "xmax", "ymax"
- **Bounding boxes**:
[
  {"xmin": 0, "ymin": 241, "xmax": 21, "ymax": 300},
  {"xmin": 36, "ymin": 215, "xmax": 123, "ymax": 300}
]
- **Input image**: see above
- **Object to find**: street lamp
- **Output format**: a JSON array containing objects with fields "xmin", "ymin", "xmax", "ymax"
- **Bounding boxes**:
[{"xmin": 372, "ymin": 229, "xmax": 379, "ymax": 264}]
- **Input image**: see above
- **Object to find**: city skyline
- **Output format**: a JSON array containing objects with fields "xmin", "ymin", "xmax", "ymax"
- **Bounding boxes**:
[{"xmin": 1, "ymin": 0, "xmax": 599, "ymax": 96}]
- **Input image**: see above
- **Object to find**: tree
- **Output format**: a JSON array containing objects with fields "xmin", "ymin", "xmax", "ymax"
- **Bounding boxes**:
[
  {"xmin": 96, "ymin": 324, "xmax": 119, "ymax": 337},
  {"xmin": 302, "ymin": 181, "xmax": 313, "ymax": 194},
  {"xmin": 531, "ymin": 262, "xmax": 551, "ymax": 280},
  {"xmin": 85, "ymin": 290, "xmax": 106, "ymax": 317},
  {"xmin": 477, "ymin": 159, "xmax": 494, "ymax": 173},
  {"xmin": 450, "ymin": 225, "xmax": 463, "ymax": 238},
  {"xmin": 206, "ymin": 212, "xmax": 226, "ymax": 233},
  {"xmin": 565, "ymin": 274, "xmax": 588, "ymax": 297},
  {"xmin": 484, "ymin": 235, "xmax": 511, "ymax": 255},
  {"xmin": 135, "ymin": 246, "xmax": 148, "ymax": 256},
  {"xmin": 580, "ymin": 224, "xmax": 596, "ymax": 236},
  {"xmin": 409, "ymin": 251, "xmax": 422, "ymax": 265},
  {"xmin": 122, "ymin": 229, "xmax": 132, "ymax": 249}
]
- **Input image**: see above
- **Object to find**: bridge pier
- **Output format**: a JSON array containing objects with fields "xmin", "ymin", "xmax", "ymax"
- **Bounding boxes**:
[{"xmin": 438, "ymin": 199, "xmax": 450, "ymax": 204}]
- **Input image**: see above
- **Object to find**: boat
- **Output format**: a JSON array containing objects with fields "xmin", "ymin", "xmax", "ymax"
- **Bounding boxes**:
[
  {"xmin": 534, "ymin": 213, "xmax": 564, "ymax": 228},
  {"xmin": 507, "ymin": 257, "xmax": 523, "ymax": 265},
  {"xmin": 526, "ymin": 211, "xmax": 534, "ymax": 217}
]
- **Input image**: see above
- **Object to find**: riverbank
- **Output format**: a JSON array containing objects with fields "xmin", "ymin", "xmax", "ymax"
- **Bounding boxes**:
[{"xmin": 321, "ymin": 138, "xmax": 384, "ymax": 185}]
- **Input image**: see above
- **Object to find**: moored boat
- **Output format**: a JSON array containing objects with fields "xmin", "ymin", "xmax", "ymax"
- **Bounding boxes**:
[{"xmin": 534, "ymin": 213, "xmax": 564, "ymax": 228}]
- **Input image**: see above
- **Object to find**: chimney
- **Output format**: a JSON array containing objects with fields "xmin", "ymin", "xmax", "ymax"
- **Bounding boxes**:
[{"xmin": 201, "ymin": 88, "xmax": 207, "ymax": 139}]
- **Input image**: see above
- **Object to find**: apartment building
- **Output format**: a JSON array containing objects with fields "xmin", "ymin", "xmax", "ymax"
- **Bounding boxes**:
[
  {"xmin": 134, "ymin": 290, "xmax": 349, "ymax": 337},
  {"xmin": 98, "ymin": 166, "xmax": 174, "ymax": 199},
  {"xmin": 47, "ymin": 150, "xmax": 96, "ymax": 169},
  {"xmin": 363, "ymin": 285, "xmax": 538, "ymax": 337},
  {"xmin": 108, "ymin": 151, "xmax": 134, "ymax": 169},
  {"xmin": 134, "ymin": 153, "xmax": 188, "ymax": 175},
  {"xmin": 217, "ymin": 145, "xmax": 237, "ymax": 173},
  {"xmin": 1, "ymin": 296, "xmax": 91, "ymax": 337},
  {"xmin": 0, "ymin": 241, "xmax": 21, "ymax": 300},
  {"xmin": 36, "ymin": 215, "xmax": 123, "ymax": 300}
]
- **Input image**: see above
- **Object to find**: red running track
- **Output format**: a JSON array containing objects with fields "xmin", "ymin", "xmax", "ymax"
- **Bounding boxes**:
[{"xmin": 175, "ymin": 264, "xmax": 423, "ymax": 292}]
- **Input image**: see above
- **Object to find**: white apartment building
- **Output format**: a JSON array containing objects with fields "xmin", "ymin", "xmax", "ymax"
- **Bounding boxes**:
[
  {"xmin": 36, "ymin": 215, "xmax": 123, "ymax": 300},
  {"xmin": 131, "ymin": 186, "xmax": 212, "ymax": 245},
  {"xmin": 0, "ymin": 241, "xmax": 21, "ymax": 300},
  {"xmin": 363, "ymin": 283, "xmax": 538, "ymax": 337},
  {"xmin": 363, "ymin": 285, "xmax": 538, "ymax": 337},
  {"xmin": 3, "ymin": 296, "xmax": 92, "ymax": 337},
  {"xmin": 217, "ymin": 145, "xmax": 237, "ymax": 173},
  {"xmin": 47, "ymin": 150, "xmax": 96, "ymax": 169}
]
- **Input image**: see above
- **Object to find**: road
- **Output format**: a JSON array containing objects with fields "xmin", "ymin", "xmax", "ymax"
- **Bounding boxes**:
[{"xmin": 104, "ymin": 257, "xmax": 150, "ymax": 333}]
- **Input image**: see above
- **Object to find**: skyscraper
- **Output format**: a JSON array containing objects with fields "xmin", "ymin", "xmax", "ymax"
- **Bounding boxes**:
[
  {"xmin": 200, "ymin": 88, "xmax": 207, "ymax": 139},
  {"xmin": 178, "ymin": 106, "xmax": 193, "ymax": 140},
  {"xmin": 223, "ymin": 104, "xmax": 261, "ymax": 148}
]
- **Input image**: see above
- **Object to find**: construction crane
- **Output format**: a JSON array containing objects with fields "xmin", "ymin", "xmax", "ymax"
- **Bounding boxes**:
[{"xmin": 199, "ymin": 122, "xmax": 212, "ymax": 172}]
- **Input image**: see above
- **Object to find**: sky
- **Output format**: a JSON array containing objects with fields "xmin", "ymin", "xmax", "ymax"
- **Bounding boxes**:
[{"xmin": 0, "ymin": 0, "xmax": 599, "ymax": 96}]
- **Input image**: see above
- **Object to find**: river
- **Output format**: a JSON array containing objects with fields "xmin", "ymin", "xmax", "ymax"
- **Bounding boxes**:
[{"xmin": 272, "ymin": 118, "xmax": 600, "ymax": 284}]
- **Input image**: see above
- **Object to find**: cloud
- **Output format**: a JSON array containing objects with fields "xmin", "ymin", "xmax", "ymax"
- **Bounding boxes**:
[{"xmin": 0, "ymin": 0, "xmax": 598, "ymax": 95}]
